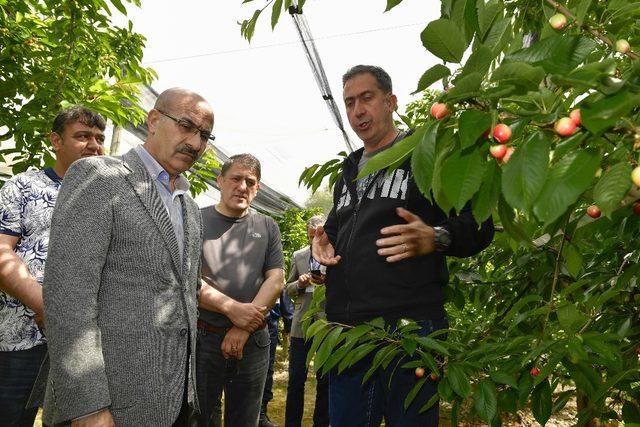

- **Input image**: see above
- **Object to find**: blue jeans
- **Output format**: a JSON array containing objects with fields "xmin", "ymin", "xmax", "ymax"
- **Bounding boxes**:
[
  {"xmin": 285, "ymin": 337, "xmax": 329, "ymax": 427},
  {"xmin": 0, "ymin": 344, "xmax": 48, "ymax": 427},
  {"xmin": 192, "ymin": 327, "xmax": 270, "ymax": 427},
  {"xmin": 329, "ymin": 318, "xmax": 448, "ymax": 427}
]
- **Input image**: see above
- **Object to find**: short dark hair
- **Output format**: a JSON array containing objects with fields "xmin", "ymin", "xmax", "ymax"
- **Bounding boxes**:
[
  {"xmin": 220, "ymin": 154, "xmax": 261, "ymax": 181},
  {"xmin": 51, "ymin": 105, "xmax": 106, "ymax": 134},
  {"xmin": 342, "ymin": 65, "xmax": 393, "ymax": 93}
]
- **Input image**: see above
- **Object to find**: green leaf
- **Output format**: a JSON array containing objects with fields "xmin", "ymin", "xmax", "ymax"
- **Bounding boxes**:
[
  {"xmin": 557, "ymin": 303, "xmax": 587, "ymax": 334},
  {"xmin": 533, "ymin": 148, "xmax": 600, "ymax": 225},
  {"xmin": 472, "ymin": 160, "xmax": 500, "ymax": 224},
  {"xmin": 491, "ymin": 62, "xmax": 546, "ymax": 91},
  {"xmin": 458, "ymin": 110, "xmax": 491, "ymax": 150},
  {"xmin": 108, "ymin": 0, "xmax": 127, "ymax": 14},
  {"xmin": 384, "ymin": 0, "xmax": 403, "ymax": 12},
  {"xmin": 404, "ymin": 377, "xmax": 427, "ymax": 410},
  {"xmin": 582, "ymin": 92, "xmax": 640, "ymax": 135},
  {"xmin": 506, "ymin": 35, "xmax": 598, "ymax": 75},
  {"xmin": 593, "ymin": 161, "xmax": 631, "ymax": 216},
  {"xmin": 623, "ymin": 401, "xmax": 640, "ymax": 424},
  {"xmin": 358, "ymin": 128, "xmax": 425, "ymax": 179},
  {"xmin": 416, "ymin": 336, "xmax": 450, "ymax": 356},
  {"xmin": 441, "ymin": 146, "xmax": 485, "ymax": 212},
  {"xmin": 271, "ymin": 0, "xmax": 283, "ymax": 29},
  {"xmin": 561, "ymin": 242, "xmax": 584, "ymax": 278},
  {"xmin": 413, "ymin": 64, "xmax": 450, "ymax": 94},
  {"xmin": 411, "ymin": 122, "xmax": 439, "ymax": 201},
  {"xmin": 502, "ymin": 132, "xmax": 550, "ymax": 212},
  {"xmin": 459, "ymin": 45, "xmax": 494, "ymax": 80},
  {"xmin": 306, "ymin": 325, "xmax": 332, "ymax": 366},
  {"xmin": 314, "ymin": 326, "xmax": 345, "ymax": 371},
  {"xmin": 498, "ymin": 196, "xmax": 531, "ymax": 244},
  {"xmin": 489, "ymin": 371, "xmax": 518, "ymax": 389},
  {"xmin": 531, "ymin": 379, "xmax": 552, "ymax": 426},
  {"xmin": 447, "ymin": 364, "xmax": 471, "ymax": 398},
  {"xmin": 421, "ymin": 18, "xmax": 467, "ymax": 63},
  {"xmin": 474, "ymin": 379, "xmax": 498, "ymax": 422},
  {"xmin": 477, "ymin": 1, "xmax": 502, "ymax": 40},
  {"xmin": 443, "ymin": 72, "xmax": 483, "ymax": 103}
]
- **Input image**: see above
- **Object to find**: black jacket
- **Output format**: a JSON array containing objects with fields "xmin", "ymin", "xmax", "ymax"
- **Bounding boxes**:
[{"xmin": 323, "ymin": 146, "xmax": 494, "ymax": 325}]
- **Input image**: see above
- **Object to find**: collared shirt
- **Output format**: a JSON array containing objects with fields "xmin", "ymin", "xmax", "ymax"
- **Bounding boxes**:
[
  {"xmin": 134, "ymin": 145, "xmax": 189, "ymax": 264},
  {"xmin": 0, "ymin": 168, "xmax": 61, "ymax": 351}
]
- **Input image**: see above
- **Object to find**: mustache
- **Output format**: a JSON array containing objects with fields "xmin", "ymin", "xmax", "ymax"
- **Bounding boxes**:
[{"xmin": 177, "ymin": 145, "xmax": 199, "ymax": 159}]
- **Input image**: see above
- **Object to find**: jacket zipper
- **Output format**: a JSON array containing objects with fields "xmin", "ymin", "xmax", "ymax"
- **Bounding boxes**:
[{"xmin": 343, "ymin": 168, "xmax": 385, "ymax": 323}]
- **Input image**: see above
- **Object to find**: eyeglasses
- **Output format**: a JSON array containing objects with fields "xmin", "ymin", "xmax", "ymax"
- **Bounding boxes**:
[{"xmin": 156, "ymin": 109, "xmax": 215, "ymax": 144}]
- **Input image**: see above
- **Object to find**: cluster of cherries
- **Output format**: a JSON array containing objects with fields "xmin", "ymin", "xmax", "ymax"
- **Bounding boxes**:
[{"xmin": 428, "ymin": 103, "xmax": 581, "ymax": 163}]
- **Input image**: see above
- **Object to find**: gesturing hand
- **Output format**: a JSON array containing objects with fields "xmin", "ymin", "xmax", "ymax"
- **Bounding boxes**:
[
  {"xmin": 376, "ymin": 207, "xmax": 436, "ymax": 262},
  {"xmin": 228, "ymin": 302, "xmax": 266, "ymax": 332},
  {"xmin": 221, "ymin": 326, "xmax": 250, "ymax": 360},
  {"xmin": 312, "ymin": 225, "xmax": 341, "ymax": 266}
]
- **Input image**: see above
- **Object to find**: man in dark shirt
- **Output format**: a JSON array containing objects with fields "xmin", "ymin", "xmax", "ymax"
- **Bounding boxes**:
[
  {"xmin": 313, "ymin": 65, "xmax": 494, "ymax": 426},
  {"xmin": 195, "ymin": 154, "xmax": 285, "ymax": 427}
]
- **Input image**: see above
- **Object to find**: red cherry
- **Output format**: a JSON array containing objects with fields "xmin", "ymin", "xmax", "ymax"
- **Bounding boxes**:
[
  {"xmin": 635, "ymin": 346, "xmax": 640, "ymax": 355},
  {"xmin": 570, "ymin": 109, "xmax": 581, "ymax": 126},
  {"xmin": 587, "ymin": 205, "xmax": 601, "ymax": 218},
  {"xmin": 493, "ymin": 124, "xmax": 512, "ymax": 144},
  {"xmin": 414, "ymin": 367, "xmax": 425, "ymax": 378},
  {"xmin": 616, "ymin": 39, "xmax": 630, "ymax": 54},
  {"xmin": 633, "ymin": 201, "xmax": 640, "ymax": 216},
  {"xmin": 500, "ymin": 147, "xmax": 515, "ymax": 164},
  {"xmin": 490, "ymin": 144, "xmax": 507, "ymax": 159},
  {"xmin": 555, "ymin": 117, "xmax": 577, "ymax": 137},
  {"xmin": 530, "ymin": 367, "xmax": 540, "ymax": 376},
  {"xmin": 482, "ymin": 129, "xmax": 490, "ymax": 139},
  {"xmin": 430, "ymin": 103, "xmax": 450, "ymax": 120},
  {"xmin": 632, "ymin": 166, "xmax": 640, "ymax": 187},
  {"xmin": 549, "ymin": 13, "xmax": 567, "ymax": 30},
  {"xmin": 429, "ymin": 372, "xmax": 439, "ymax": 381}
]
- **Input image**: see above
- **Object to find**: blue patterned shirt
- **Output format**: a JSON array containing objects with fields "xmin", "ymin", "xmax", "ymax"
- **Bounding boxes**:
[{"xmin": 0, "ymin": 168, "xmax": 61, "ymax": 351}]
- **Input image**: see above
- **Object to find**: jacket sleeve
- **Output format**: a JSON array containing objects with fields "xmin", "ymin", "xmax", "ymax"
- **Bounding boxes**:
[
  {"xmin": 43, "ymin": 159, "xmax": 114, "ymax": 422},
  {"xmin": 439, "ymin": 201, "xmax": 494, "ymax": 258},
  {"xmin": 285, "ymin": 252, "xmax": 302, "ymax": 297}
]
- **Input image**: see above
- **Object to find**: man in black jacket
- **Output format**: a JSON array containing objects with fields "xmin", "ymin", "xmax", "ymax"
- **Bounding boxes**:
[{"xmin": 312, "ymin": 65, "xmax": 494, "ymax": 426}]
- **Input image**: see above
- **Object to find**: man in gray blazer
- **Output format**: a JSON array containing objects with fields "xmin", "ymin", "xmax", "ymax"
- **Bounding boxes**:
[
  {"xmin": 42, "ymin": 88, "xmax": 214, "ymax": 426},
  {"xmin": 284, "ymin": 215, "xmax": 329, "ymax": 427}
]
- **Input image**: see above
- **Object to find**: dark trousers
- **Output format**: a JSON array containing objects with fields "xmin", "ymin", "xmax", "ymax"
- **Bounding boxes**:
[
  {"xmin": 328, "ymin": 318, "xmax": 447, "ymax": 427},
  {"xmin": 284, "ymin": 337, "xmax": 329, "ymax": 427},
  {"xmin": 0, "ymin": 344, "xmax": 48, "ymax": 427},
  {"xmin": 192, "ymin": 327, "xmax": 270, "ymax": 427}
]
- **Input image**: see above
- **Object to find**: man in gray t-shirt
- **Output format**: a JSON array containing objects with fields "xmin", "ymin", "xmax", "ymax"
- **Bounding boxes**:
[{"xmin": 194, "ymin": 154, "xmax": 284, "ymax": 427}]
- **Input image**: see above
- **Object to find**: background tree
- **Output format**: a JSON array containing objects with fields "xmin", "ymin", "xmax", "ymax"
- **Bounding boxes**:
[
  {"xmin": 304, "ymin": 184, "xmax": 333, "ymax": 215},
  {"xmin": 0, "ymin": 0, "xmax": 155, "ymax": 175},
  {"xmin": 240, "ymin": 0, "xmax": 640, "ymax": 425}
]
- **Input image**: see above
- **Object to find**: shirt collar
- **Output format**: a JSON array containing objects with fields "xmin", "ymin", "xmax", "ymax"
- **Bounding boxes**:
[{"xmin": 134, "ymin": 144, "xmax": 190, "ymax": 195}]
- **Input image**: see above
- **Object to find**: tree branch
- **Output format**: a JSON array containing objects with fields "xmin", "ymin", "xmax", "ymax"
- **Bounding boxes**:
[{"xmin": 544, "ymin": 0, "xmax": 639, "ymax": 60}]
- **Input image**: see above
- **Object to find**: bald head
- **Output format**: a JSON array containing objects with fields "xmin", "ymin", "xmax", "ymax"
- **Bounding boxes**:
[{"xmin": 144, "ymin": 87, "xmax": 215, "ymax": 178}]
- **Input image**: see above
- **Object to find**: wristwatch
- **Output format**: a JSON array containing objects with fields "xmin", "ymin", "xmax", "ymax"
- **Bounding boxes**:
[{"xmin": 432, "ymin": 226, "xmax": 451, "ymax": 253}]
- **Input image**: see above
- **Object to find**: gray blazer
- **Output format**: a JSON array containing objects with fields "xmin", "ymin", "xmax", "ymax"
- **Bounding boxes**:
[
  {"xmin": 286, "ymin": 246, "xmax": 314, "ymax": 339},
  {"xmin": 42, "ymin": 149, "xmax": 202, "ymax": 426}
]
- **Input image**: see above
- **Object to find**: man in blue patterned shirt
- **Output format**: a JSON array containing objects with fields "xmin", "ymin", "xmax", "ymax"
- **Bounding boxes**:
[{"xmin": 0, "ymin": 105, "xmax": 106, "ymax": 425}]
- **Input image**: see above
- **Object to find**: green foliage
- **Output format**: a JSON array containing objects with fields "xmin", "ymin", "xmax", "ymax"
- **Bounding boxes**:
[
  {"xmin": 245, "ymin": 0, "xmax": 640, "ymax": 423},
  {"xmin": 274, "ymin": 207, "xmax": 322, "ymax": 273},
  {"xmin": 0, "ymin": 0, "xmax": 156, "ymax": 176}
]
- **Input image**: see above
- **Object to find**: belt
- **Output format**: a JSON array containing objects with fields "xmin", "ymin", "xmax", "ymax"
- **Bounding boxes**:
[
  {"xmin": 197, "ymin": 320, "xmax": 229, "ymax": 335},
  {"xmin": 197, "ymin": 319, "xmax": 268, "ymax": 334}
]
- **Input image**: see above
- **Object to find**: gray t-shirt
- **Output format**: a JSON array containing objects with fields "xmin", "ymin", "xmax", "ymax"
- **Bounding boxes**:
[{"xmin": 199, "ymin": 206, "xmax": 284, "ymax": 328}]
